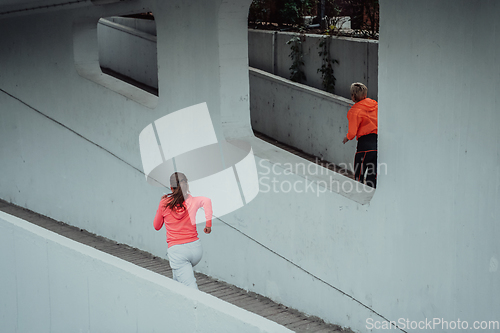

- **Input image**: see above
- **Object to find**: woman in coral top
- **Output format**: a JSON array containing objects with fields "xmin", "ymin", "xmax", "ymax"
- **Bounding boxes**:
[{"xmin": 154, "ymin": 172, "xmax": 212, "ymax": 289}]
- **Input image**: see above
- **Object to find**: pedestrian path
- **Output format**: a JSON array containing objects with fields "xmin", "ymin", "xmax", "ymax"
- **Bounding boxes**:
[
  {"xmin": 0, "ymin": 199, "xmax": 347, "ymax": 333},
  {"xmin": 254, "ymin": 131, "xmax": 354, "ymax": 179}
]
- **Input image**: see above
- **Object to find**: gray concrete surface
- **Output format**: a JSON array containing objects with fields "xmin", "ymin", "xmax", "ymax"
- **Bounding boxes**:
[{"xmin": 0, "ymin": 199, "xmax": 347, "ymax": 333}]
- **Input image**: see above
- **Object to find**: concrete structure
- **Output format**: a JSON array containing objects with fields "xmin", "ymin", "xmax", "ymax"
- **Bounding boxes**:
[
  {"xmin": 105, "ymin": 15, "xmax": 157, "ymax": 36},
  {"xmin": 250, "ymin": 67, "xmax": 357, "ymax": 169},
  {"xmin": 0, "ymin": 198, "xmax": 344, "ymax": 332},
  {"xmin": 96, "ymin": 18, "xmax": 361, "ymax": 172},
  {"xmin": 95, "ymin": 18, "xmax": 362, "ymax": 170},
  {"xmin": 98, "ymin": 17, "xmax": 158, "ymax": 90},
  {"xmin": 0, "ymin": 210, "xmax": 292, "ymax": 333},
  {"xmin": 1, "ymin": 1, "xmax": 500, "ymax": 333},
  {"xmin": 96, "ymin": 22, "xmax": 378, "ymax": 101},
  {"xmin": 248, "ymin": 29, "xmax": 378, "ymax": 100}
]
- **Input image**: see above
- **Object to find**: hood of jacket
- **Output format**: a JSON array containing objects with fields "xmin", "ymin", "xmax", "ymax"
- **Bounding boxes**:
[
  {"xmin": 356, "ymin": 98, "xmax": 378, "ymax": 112},
  {"xmin": 170, "ymin": 205, "xmax": 187, "ymax": 220},
  {"xmin": 164, "ymin": 194, "xmax": 192, "ymax": 220}
]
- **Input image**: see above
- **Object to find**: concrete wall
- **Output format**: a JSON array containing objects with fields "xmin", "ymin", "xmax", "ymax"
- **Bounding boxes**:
[
  {"xmin": 205, "ymin": 1, "xmax": 500, "ymax": 331},
  {"xmin": 0, "ymin": 0, "xmax": 252, "ymax": 277},
  {"xmin": 0, "ymin": 211, "xmax": 292, "ymax": 333},
  {"xmin": 98, "ymin": 18, "xmax": 158, "ymax": 89},
  {"xmin": 2, "ymin": 1, "xmax": 500, "ymax": 333},
  {"xmin": 248, "ymin": 29, "xmax": 379, "ymax": 100},
  {"xmin": 373, "ymin": 0, "xmax": 500, "ymax": 328},
  {"xmin": 250, "ymin": 67, "xmax": 357, "ymax": 168},
  {"xmin": 97, "ymin": 19, "xmax": 360, "ymax": 169},
  {"xmin": 248, "ymin": 30, "xmax": 276, "ymax": 74}
]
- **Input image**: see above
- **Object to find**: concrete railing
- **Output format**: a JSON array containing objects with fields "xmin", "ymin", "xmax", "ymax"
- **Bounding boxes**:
[
  {"xmin": 104, "ymin": 16, "xmax": 157, "ymax": 36},
  {"xmin": 250, "ymin": 67, "xmax": 357, "ymax": 168},
  {"xmin": 0, "ymin": 211, "xmax": 291, "ymax": 333},
  {"xmin": 248, "ymin": 29, "xmax": 378, "ymax": 100}
]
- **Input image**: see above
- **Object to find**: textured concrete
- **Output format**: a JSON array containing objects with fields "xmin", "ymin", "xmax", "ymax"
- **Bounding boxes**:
[
  {"xmin": 250, "ymin": 67, "xmax": 357, "ymax": 168},
  {"xmin": 248, "ymin": 29, "xmax": 378, "ymax": 100},
  {"xmin": 2, "ymin": 1, "xmax": 499, "ymax": 332},
  {"xmin": 0, "ymin": 199, "xmax": 345, "ymax": 333},
  {"xmin": 1, "ymin": 207, "xmax": 294, "ymax": 333}
]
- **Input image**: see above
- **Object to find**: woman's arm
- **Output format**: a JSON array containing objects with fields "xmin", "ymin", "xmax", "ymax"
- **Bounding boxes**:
[
  {"xmin": 191, "ymin": 196, "xmax": 213, "ymax": 228},
  {"xmin": 201, "ymin": 197, "xmax": 213, "ymax": 228},
  {"xmin": 346, "ymin": 108, "xmax": 360, "ymax": 141},
  {"xmin": 153, "ymin": 201, "xmax": 165, "ymax": 230}
]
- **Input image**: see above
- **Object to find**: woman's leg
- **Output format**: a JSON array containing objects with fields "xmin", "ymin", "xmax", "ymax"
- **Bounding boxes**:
[
  {"xmin": 187, "ymin": 239, "xmax": 203, "ymax": 267},
  {"xmin": 364, "ymin": 151, "xmax": 377, "ymax": 188},
  {"xmin": 354, "ymin": 151, "xmax": 366, "ymax": 184},
  {"xmin": 355, "ymin": 134, "xmax": 378, "ymax": 187},
  {"xmin": 167, "ymin": 240, "xmax": 203, "ymax": 289},
  {"xmin": 354, "ymin": 150, "xmax": 377, "ymax": 188}
]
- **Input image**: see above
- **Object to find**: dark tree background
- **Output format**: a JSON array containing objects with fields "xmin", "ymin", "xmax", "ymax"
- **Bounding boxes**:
[{"xmin": 248, "ymin": 0, "xmax": 378, "ymax": 38}]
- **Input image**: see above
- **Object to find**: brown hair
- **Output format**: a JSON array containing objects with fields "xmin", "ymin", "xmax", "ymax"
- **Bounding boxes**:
[{"xmin": 162, "ymin": 172, "xmax": 189, "ymax": 210}]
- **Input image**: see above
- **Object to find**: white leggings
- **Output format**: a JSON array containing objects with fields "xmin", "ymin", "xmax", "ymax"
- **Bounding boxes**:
[{"xmin": 167, "ymin": 240, "xmax": 203, "ymax": 289}]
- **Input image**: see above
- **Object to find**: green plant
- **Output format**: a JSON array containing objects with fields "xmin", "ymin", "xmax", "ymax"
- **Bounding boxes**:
[
  {"xmin": 286, "ymin": 35, "xmax": 306, "ymax": 83},
  {"xmin": 317, "ymin": 35, "xmax": 339, "ymax": 93}
]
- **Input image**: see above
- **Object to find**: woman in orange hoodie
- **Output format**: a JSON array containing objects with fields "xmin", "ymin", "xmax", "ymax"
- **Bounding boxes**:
[
  {"xmin": 154, "ymin": 172, "xmax": 212, "ymax": 289},
  {"xmin": 342, "ymin": 82, "xmax": 378, "ymax": 188}
]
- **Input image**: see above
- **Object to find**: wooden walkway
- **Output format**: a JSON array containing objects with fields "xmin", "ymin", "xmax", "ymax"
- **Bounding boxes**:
[{"xmin": 0, "ymin": 199, "xmax": 347, "ymax": 333}]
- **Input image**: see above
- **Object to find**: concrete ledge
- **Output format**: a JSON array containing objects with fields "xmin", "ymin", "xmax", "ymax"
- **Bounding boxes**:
[
  {"xmin": 104, "ymin": 16, "xmax": 157, "ymax": 36},
  {"xmin": 99, "ymin": 18, "xmax": 157, "ymax": 40},
  {"xmin": 250, "ymin": 67, "xmax": 353, "ymax": 106},
  {"xmin": 238, "ymin": 135, "xmax": 375, "ymax": 205},
  {"xmin": 0, "ymin": 211, "xmax": 292, "ymax": 333}
]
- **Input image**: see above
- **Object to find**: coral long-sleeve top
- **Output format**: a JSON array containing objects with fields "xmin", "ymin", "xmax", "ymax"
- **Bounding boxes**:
[
  {"xmin": 346, "ymin": 98, "xmax": 378, "ymax": 140},
  {"xmin": 153, "ymin": 194, "xmax": 212, "ymax": 248}
]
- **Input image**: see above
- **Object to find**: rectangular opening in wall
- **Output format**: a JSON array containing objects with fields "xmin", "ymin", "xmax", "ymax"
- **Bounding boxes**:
[
  {"xmin": 97, "ymin": 13, "xmax": 158, "ymax": 96},
  {"xmin": 247, "ymin": 0, "xmax": 380, "ymax": 196}
]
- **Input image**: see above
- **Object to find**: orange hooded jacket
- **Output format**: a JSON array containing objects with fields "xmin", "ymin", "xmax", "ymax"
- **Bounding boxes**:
[{"xmin": 346, "ymin": 98, "xmax": 378, "ymax": 140}]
